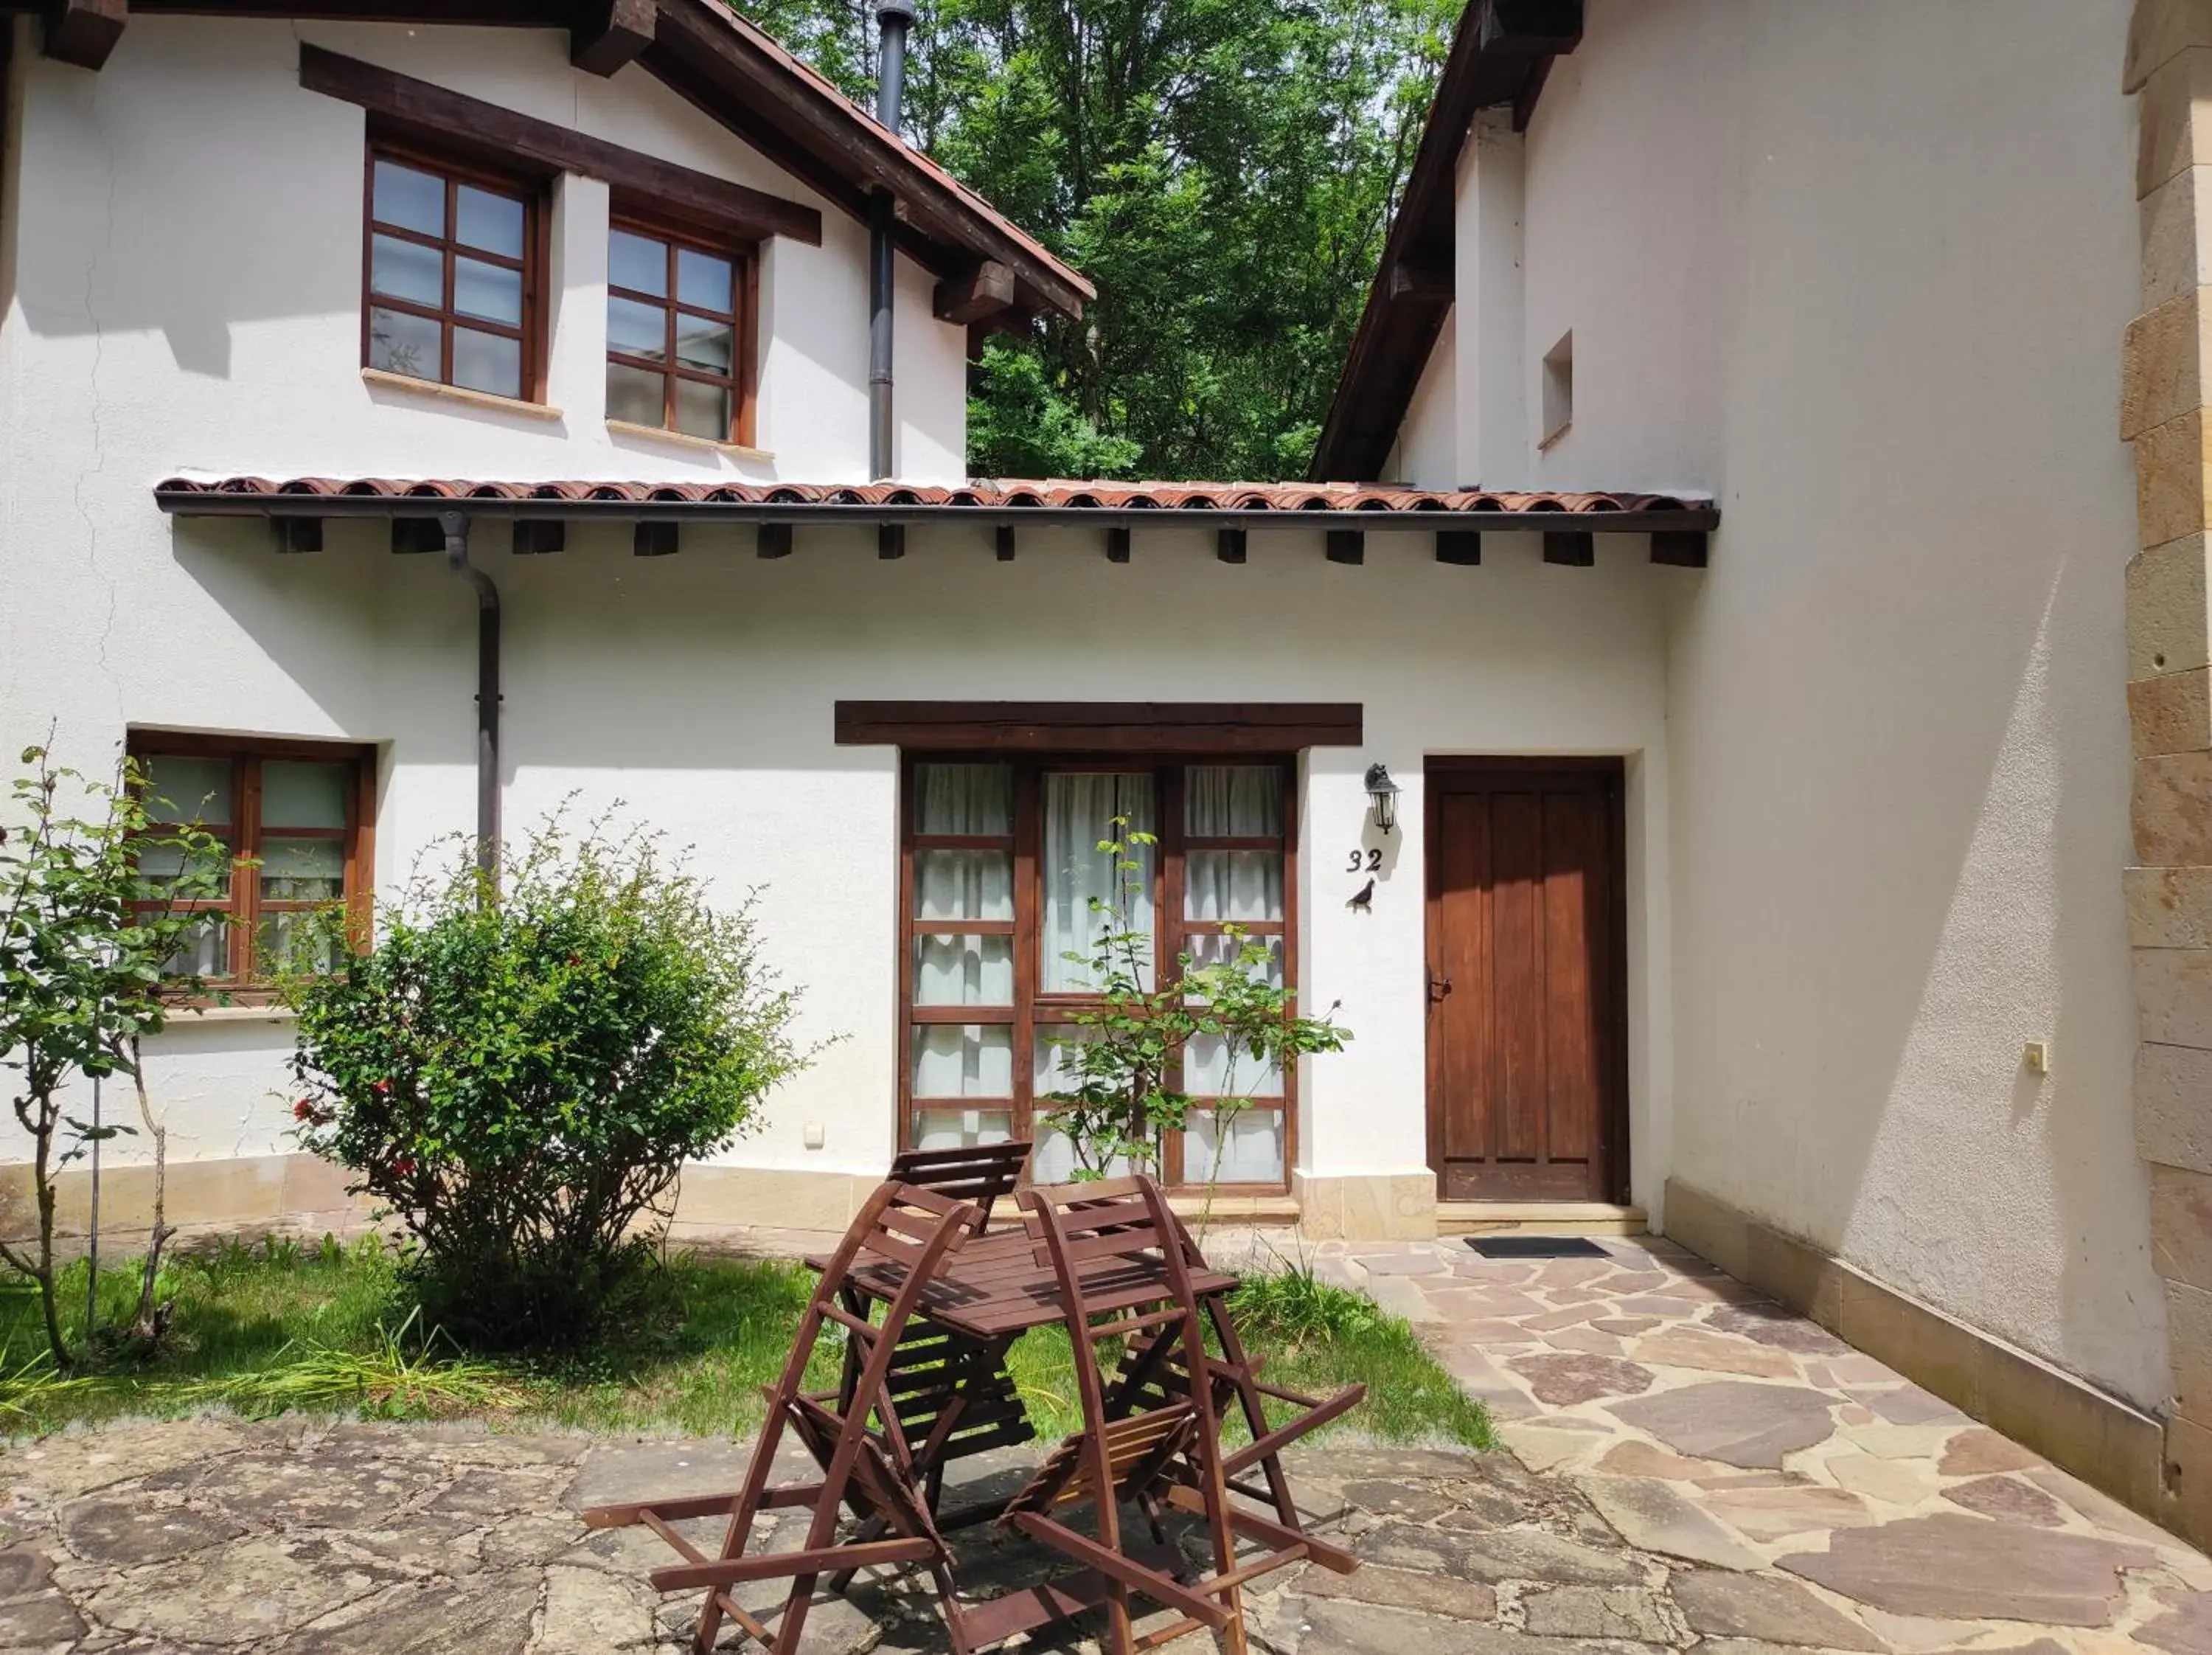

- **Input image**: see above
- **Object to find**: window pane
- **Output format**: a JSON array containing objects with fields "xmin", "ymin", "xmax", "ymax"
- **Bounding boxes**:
[
  {"xmin": 606, "ymin": 362, "xmax": 664, "ymax": 428},
  {"xmin": 1185, "ymin": 931, "xmax": 1284, "ymax": 992},
  {"xmin": 606, "ymin": 363, "xmax": 664, "ymax": 427},
  {"xmin": 452, "ymin": 327, "xmax": 521, "ymax": 398},
  {"xmin": 369, "ymin": 306, "xmax": 442, "ymax": 382},
  {"xmin": 454, "ymin": 257, "xmax": 522, "ymax": 326},
  {"xmin": 914, "ymin": 934, "xmax": 1014, "ymax": 1006},
  {"xmin": 914, "ymin": 763, "xmax": 1012, "ymax": 835},
  {"xmin": 1033, "ymin": 1024, "xmax": 1092, "ymax": 1097},
  {"xmin": 677, "ymin": 246, "xmax": 734, "ymax": 310},
  {"xmin": 372, "ymin": 159, "xmax": 444, "ymax": 237},
  {"xmin": 369, "ymin": 233, "xmax": 442, "ymax": 308},
  {"xmin": 914, "ymin": 849, "xmax": 1012, "ymax": 921},
  {"xmin": 1031, "ymin": 1127, "xmax": 1130, "ymax": 1185},
  {"xmin": 142, "ymin": 756, "xmax": 231, "ymax": 825},
  {"xmin": 455, "ymin": 184, "xmax": 524, "ymax": 257},
  {"xmin": 136, "ymin": 839, "xmax": 231, "ymax": 900},
  {"xmin": 911, "ymin": 1024, "xmax": 1012, "ymax": 1098},
  {"xmin": 1185, "ymin": 850, "xmax": 1283, "ymax": 922},
  {"xmin": 1043, "ymin": 772, "xmax": 1153, "ymax": 991},
  {"xmin": 675, "ymin": 314, "xmax": 734, "ymax": 375},
  {"xmin": 1186, "ymin": 1032, "xmax": 1281, "ymax": 1097},
  {"xmin": 675, "ymin": 378, "xmax": 731, "ymax": 441},
  {"xmin": 262, "ymin": 761, "xmax": 349, "ymax": 829},
  {"xmin": 1186, "ymin": 766, "xmax": 1283, "ymax": 836},
  {"xmin": 911, "ymin": 1106, "xmax": 1015, "ymax": 1152},
  {"xmin": 260, "ymin": 837, "xmax": 345, "ymax": 902},
  {"xmin": 608, "ymin": 295, "xmax": 667, "ymax": 361},
  {"xmin": 610, "ymin": 228, "xmax": 667, "ymax": 296},
  {"xmin": 161, "ymin": 912, "xmax": 229, "ymax": 978},
  {"xmin": 1186, "ymin": 1108, "xmax": 1284, "ymax": 1184},
  {"xmin": 261, "ymin": 910, "xmax": 341, "ymax": 976}
]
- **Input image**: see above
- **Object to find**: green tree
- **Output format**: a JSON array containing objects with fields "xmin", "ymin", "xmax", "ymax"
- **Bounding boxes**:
[
  {"xmin": 0, "ymin": 742, "xmax": 229, "ymax": 1369},
  {"xmin": 735, "ymin": 0, "xmax": 1453, "ymax": 479}
]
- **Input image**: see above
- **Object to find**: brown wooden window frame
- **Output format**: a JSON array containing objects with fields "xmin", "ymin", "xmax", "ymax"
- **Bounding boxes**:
[
  {"xmin": 897, "ymin": 752, "xmax": 1301, "ymax": 1196},
  {"xmin": 605, "ymin": 211, "xmax": 759, "ymax": 448},
  {"xmin": 361, "ymin": 139, "xmax": 546, "ymax": 403},
  {"xmin": 126, "ymin": 732, "xmax": 378, "ymax": 1002}
]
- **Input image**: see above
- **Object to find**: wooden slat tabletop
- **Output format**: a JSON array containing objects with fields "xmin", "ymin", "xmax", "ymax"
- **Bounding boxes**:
[{"xmin": 805, "ymin": 1228, "xmax": 1239, "ymax": 1341}]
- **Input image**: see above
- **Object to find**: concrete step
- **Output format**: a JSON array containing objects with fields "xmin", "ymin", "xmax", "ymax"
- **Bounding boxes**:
[{"xmin": 1437, "ymin": 1200, "xmax": 1647, "ymax": 1236}]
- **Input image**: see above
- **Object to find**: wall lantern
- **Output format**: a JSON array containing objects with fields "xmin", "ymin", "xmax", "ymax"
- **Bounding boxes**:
[{"xmin": 1364, "ymin": 763, "xmax": 1401, "ymax": 835}]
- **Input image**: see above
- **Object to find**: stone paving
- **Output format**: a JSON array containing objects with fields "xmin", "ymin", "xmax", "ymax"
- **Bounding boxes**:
[{"xmin": 0, "ymin": 1231, "xmax": 2208, "ymax": 1652}]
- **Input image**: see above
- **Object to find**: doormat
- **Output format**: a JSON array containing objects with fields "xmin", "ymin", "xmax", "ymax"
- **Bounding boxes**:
[{"xmin": 1465, "ymin": 1236, "xmax": 1610, "ymax": 1260}]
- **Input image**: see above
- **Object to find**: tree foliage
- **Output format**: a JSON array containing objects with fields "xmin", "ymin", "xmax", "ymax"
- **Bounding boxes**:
[
  {"xmin": 737, "ymin": 0, "xmax": 1454, "ymax": 479},
  {"xmin": 0, "ymin": 743, "xmax": 227, "ymax": 1369},
  {"xmin": 282, "ymin": 809, "xmax": 811, "ymax": 1345}
]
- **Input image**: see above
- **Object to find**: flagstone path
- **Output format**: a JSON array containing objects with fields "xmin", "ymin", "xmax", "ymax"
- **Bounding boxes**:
[{"xmin": 0, "ymin": 1230, "xmax": 2205, "ymax": 1652}]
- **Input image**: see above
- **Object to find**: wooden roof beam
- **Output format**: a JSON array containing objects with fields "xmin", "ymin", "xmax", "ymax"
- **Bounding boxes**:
[
  {"xmin": 934, "ymin": 261, "xmax": 1016, "ymax": 325},
  {"xmin": 572, "ymin": 0, "xmax": 655, "ymax": 76},
  {"xmin": 44, "ymin": 0, "xmax": 127, "ymax": 70}
]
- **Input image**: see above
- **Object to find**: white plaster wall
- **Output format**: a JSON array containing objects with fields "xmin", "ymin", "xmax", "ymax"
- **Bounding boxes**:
[
  {"xmin": 0, "ymin": 15, "xmax": 968, "ymax": 490},
  {"xmin": 1391, "ymin": 307, "xmax": 1456, "ymax": 490},
  {"xmin": 1452, "ymin": 0, "xmax": 2159, "ymax": 1404},
  {"xmin": 1, "ymin": 507, "xmax": 1676, "ymax": 1205}
]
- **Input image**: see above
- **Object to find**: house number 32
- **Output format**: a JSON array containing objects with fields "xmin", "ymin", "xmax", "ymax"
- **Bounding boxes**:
[{"xmin": 1345, "ymin": 848, "xmax": 1382, "ymax": 873}]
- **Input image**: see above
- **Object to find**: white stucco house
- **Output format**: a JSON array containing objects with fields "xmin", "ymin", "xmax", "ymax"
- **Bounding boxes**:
[{"xmin": 4, "ymin": 0, "xmax": 2211, "ymax": 1545}]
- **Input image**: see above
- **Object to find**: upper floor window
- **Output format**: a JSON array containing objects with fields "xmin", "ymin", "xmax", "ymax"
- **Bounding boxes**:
[
  {"xmin": 131, "ymin": 735, "xmax": 375, "ymax": 993},
  {"xmin": 606, "ymin": 221, "xmax": 755, "ymax": 445},
  {"xmin": 364, "ymin": 148, "xmax": 540, "ymax": 402}
]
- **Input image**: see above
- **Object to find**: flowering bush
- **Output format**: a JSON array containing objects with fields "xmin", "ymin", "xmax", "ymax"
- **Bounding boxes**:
[{"xmin": 283, "ymin": 810, "xmax": 810, "ymax": 1343}]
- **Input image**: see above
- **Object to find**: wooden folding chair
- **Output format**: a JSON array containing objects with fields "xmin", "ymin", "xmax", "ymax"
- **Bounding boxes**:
[
  {"xmin": 973, "ymin": 1175, "xmax": 1302, "ymax": 1655},
  {"xmin": 1106, "ymin": 1210, "xmax": 1366, "ymax": 1543},
  {"xmin": 830, "ymin": 1140, "xmax": 1038, "ymax": 1555},
  {"xmin": 889, "ymin": 1139, "xmax": 1032, "ymax": 1232},
  {"xmin": 582, "ymin": 1181, "xmax": 980, "ymax": 1654}
]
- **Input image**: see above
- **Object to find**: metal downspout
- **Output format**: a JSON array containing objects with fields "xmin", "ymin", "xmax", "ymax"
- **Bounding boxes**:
[
  {"xmin": 869, "ymin": 1, "xmax": 914, "ymax": 481},
  {"xmin": 438, "ymin": 509, "xmax": 501, "ymax": 887}
]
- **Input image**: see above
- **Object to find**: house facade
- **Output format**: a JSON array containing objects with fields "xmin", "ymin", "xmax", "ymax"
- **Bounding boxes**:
[{"xmin": 3, "ymin": 0, "xmax": 2208, "ymax": 1543}]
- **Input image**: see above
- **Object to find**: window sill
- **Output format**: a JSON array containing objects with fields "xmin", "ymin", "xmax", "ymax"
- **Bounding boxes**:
[
  {"xmin": 362, "ymin": 367, "xmax": 564, "ymax": 423},
  {"xmin": 607, "ymin": 419, "xmax": 772, "ymax": 462},
  {"xmin": 164, "ymin": 1002, "xmax": 299, "ymax": 1025},
  {"xmin": 1537, "ymin": 417, "xmax": 1573, "ymax": 453}
]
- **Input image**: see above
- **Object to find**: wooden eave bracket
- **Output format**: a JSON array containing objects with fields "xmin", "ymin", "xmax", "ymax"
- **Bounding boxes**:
[
  {"xmin": 1388, "ymin": 257, "xmax": 1452, "ymax": 304},
  {"xmin": 573, "ymin": 0, "xmax": 655, "ymax": 77},
  {"xmin": 935, "ymin": 260, "xmax": 1016, "ymax": 325},
  {"xmin": 44, "ymin": 0, "xmax": 126, "ymax": 71}
]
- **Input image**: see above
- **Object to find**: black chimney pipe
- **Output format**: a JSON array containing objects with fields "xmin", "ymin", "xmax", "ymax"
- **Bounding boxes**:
[{"xmin": 869, "ymin": 0, "xmax": 914, "ymax": 481}]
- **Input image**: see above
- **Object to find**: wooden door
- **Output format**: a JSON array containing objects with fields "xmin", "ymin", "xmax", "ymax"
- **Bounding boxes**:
[{"xmin": 1425, "ymin": 760, "xmax": 1627, "ymax": 1202}]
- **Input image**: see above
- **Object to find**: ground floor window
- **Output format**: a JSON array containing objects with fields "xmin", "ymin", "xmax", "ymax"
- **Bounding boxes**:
[
  {"xmin": 128, "ymin": 732, "xmax": 376, "ymax": 996},
  {"xmin": 899, "ymin": 754, "xmax": 1297, "ymax": 1193}
]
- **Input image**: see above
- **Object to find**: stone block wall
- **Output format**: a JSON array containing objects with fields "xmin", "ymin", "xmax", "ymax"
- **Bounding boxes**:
[{"xmin": 2127, "ymin": 0, "xmax": 2212, "ymax": 1548}]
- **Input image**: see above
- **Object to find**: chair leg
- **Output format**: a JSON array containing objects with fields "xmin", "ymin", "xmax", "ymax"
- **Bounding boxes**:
[{"xmin": 1203, "ymin": 1295, "xmax": 1301, "ymax": 1529}]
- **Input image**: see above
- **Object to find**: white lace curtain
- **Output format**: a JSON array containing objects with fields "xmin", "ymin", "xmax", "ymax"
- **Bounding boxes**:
[
  {"xmin": 1184, "ymin": 767, "xmax": 1283, "ymax": 923},
  {"xmin": 1043, "ymin": 773, "xmax": 1154, "ymax": 991}
]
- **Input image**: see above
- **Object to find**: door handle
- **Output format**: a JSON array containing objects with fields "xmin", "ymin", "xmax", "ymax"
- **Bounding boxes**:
[{"xmin": 1427, "ymin": 971, "xmax": 1453, "ymax": 1003}]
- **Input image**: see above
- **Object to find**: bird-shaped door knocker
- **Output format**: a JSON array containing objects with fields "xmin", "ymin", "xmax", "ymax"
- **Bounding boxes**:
[{"xmin": 1346, "ymin": 877, "xmax": 1374, "ymax": 913}]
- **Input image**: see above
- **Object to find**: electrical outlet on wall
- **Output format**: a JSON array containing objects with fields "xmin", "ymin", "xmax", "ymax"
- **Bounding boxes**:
[{"xmin": 2023, "ymin": 1041, "xmax": 2050, "ymax": 1076}]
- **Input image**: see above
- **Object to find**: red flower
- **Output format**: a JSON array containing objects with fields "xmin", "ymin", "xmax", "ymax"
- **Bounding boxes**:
[
  {"xmin": 293, "ymin": 1099, "xmax": 316, "ymax": 1121},
  {"xmin": 372, "ymin": 1079, "xmax": 391, "ymax": 1095},
  {"xmin": 566, "ymin": 954, "xmax": 581, "ymax": 968},
  {"xmin": 392, "ymin": 1156, "xmax": 416, "ymax": 1176}
]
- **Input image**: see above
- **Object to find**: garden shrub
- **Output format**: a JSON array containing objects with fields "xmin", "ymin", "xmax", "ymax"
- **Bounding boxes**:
[{"xmin": 285, "ymin": 811, "xmax": 809, "ymax": 1344}]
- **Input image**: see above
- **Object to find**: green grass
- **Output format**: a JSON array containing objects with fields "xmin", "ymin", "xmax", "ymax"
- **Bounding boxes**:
[{"xmin": 0, "ymin": 1237, "xmax": 1492, "ymax": 1452}]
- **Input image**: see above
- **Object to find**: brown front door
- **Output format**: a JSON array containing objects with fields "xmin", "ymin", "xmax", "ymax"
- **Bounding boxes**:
[{"xmin": 1425, "ymin": 760, "xmax": 1627, "ymax": 1202}]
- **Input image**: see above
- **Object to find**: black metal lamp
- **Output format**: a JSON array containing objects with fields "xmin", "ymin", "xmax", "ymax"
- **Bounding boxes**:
[{"xmin": 1364, "ymin": 763, "xmax": 1400, "ymax": 835}]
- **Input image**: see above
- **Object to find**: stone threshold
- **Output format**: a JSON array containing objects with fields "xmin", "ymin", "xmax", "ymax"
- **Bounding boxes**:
[
  {"xmin": 1438, "ymin": 1200, "xmax": 1646, "ymax": 1236},
  {"xmin": 1662, "ymin": 1176, "xmax": 2182, "ymax": 1543}
]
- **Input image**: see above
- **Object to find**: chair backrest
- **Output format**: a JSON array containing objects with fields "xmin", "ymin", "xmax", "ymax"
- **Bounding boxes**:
[
  {"xmin": 1020, "ymin": 1176, "xmax": 1203, "ymax": 1392},
  {"xmin": 888, "ymin": 1140, "xmax": 1032, "ymax": 1229}
]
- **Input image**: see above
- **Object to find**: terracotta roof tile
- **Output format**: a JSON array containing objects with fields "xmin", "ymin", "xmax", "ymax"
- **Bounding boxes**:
[{"xmin": 155, "ymin": 476, "xmax": 1713, "ymax": 519}]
